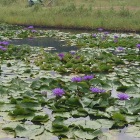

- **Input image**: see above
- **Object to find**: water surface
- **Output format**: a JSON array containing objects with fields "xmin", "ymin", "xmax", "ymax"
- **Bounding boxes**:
[{"xmin": 10, "ymin": 37, "xmax": 78, "ymax": 52}]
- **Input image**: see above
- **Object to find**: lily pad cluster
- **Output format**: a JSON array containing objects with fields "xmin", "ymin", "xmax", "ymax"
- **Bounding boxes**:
[
  {"xmin": 35, "ymin": 47, "xmax": 140, "ymax": 74},
  {"xmin": 0, "ymin": 24, "xmax": 140, "ymax": 139}
]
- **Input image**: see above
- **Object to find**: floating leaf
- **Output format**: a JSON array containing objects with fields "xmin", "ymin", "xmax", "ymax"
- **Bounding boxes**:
[{"xmin": 74, "ymin": 129, "xmax": 102, "ymax": 139}]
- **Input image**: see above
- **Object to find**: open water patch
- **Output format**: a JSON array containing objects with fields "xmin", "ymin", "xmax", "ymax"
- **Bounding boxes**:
[{"xmin": 9, "ymin": 37, "xmax": 78, "ymax": 52}]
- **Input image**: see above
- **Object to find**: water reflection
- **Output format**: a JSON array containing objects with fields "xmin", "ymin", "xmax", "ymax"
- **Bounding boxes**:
[{"xmin": 10, "ymin": 37, "xmax": 78, "ymax": 53}]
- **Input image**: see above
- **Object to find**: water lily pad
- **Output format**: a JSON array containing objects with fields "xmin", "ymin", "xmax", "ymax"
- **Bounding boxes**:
[{"xmin": 74, "ymin": 129, "xmax": 102, "ymax": 139}]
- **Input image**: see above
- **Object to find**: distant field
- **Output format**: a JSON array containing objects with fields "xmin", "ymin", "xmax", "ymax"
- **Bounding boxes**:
[{"xmin": 0, "ymin": 0, "xmax": 140, "ymax": 31}]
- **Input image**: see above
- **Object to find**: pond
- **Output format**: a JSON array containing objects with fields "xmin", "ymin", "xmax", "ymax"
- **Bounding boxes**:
[{"xmin": 0, "ymin": 24, "xmax": 140, "ymax": 140}]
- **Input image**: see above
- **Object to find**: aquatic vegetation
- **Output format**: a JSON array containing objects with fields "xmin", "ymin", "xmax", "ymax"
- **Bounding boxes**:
[
  {"xmin": 0, "ymin": 41, "xmax": 9, "ymax": 46},
  {"xmin": 117, "ymin": 93, "xmax": 130, "ymax": 100},
  {"xmin": 90, "ymin": 87, "xmax": 106, "ymax": 93},
  {"xmin": 70, "ymin": 50, "xmax": 76, "ymax": 55},
  {"xmin": 52, "ymin": 88, "xmax": 65, "ymax": 97},
  {"xmin": 28, "ymin": 25, "xmax": 34, "ymax": 29},
  {"xmin": 0, "ymin": 24, "xmax": 139, "ymax": 139},
  {"xmin": 98, "ymin": 28, "xmax": 103, "ymax": 32},
  {"xmin": 117, "ymin": 46, "xmax": 125, "ymax": 51},
  {"xmin": 71, "ymin": 76, "xmax": 82, "ymax": 82},
  {"xmin": 92, "ymin": 33, "xmax": 97, "ymax": 38},
  {"xmin": 0, "ymin": 45, "xmax": 7, "ymax": 51},
  {"xmin": 58, "ymin": 53, "xmax": 65, "ymax": 60},
  {"xmin": 136, "ymin": 44, "xmax": 140, "ymax": 49},
  {"xmin": 82, "ymin": 75, "xmax": 94, "ymax": 81}
]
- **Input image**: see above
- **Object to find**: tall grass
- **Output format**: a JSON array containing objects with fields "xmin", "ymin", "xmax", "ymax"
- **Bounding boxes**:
[{"xmin": 0, "ymin": 0, "xmax": 140, "ymax": 31}]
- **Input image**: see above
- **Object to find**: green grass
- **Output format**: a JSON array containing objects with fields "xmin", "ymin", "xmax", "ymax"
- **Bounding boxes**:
[{"xmin": 0, "ymin": 0, "xmax": 140, "ymax": 31}]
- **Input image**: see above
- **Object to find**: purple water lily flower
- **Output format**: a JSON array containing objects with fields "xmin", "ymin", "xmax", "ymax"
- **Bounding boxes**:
[
  {"xmin": 52, "ymin": 88, "xmax": 65, "ymax": 97},
  {"xmin": 28, "ymin": 26, "xmax": 34, "ymax": 29},
  {"xmin": 82, "ymin": 75, "xmax": 94, "ymax": 80},
  {"xmin": 1, "ymin": 47, "xmax": 7, "ymax": 51},
  {"xmin": 3, "ymin": 41, "xmax": 9, "ymax": 46},
  {"xmin": 98, "ymin": 28, "xmax": 103, "ymax": 32},
  {"xmin": 136, "ymin": 44, "xmax": 140, "ymax": 49},
  {"xmin": 31, "ymin": 30, "xmax": 37, "ymax": 33},
  {"xmin": 92, "ymin": 34, "xmax": 97, "ymax": 38},
  {"xmin": 117, "ymin": 47, "xmax": 124, "ymax": 51},
  {"xmin": 90, "ymin": 87, "xmax": 106, "ymax": 93},
  {"xmin": 58, "ymin": 53, "xmax": 64, "ymax": 60},
  {"xmin": 117, "ymin": 93, "xmax": 129, "ymax": 100},
  {"xmin": 71, "ymin": 76, "xmax": 82, "ymax": 82},
  {"xmin": 0, "ymin": 46, "xmax": 7, "ymax": 51},
  {"xmin": 114, "ymin": 35, "xmax": 118, "ymax": 39},
  {"xmin": 0, "ymin": 41, "xmax": 9, "ymax": 46},
  {"xmin": 75, "ymin": 56, "xmax": 80, "ymax": 59},
  {"xmin": 104, "ymin": 31, "xmax": 109, "ymax": 35},
  {"xmin": 70, "ymin": 50, "xmax": 76, "ymax": 55}
]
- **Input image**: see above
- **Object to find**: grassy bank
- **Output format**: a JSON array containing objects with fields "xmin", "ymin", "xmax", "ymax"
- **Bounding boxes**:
[{"xmin": 0, "ymin": 0, "xmax": 140, "ymax": 31}]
